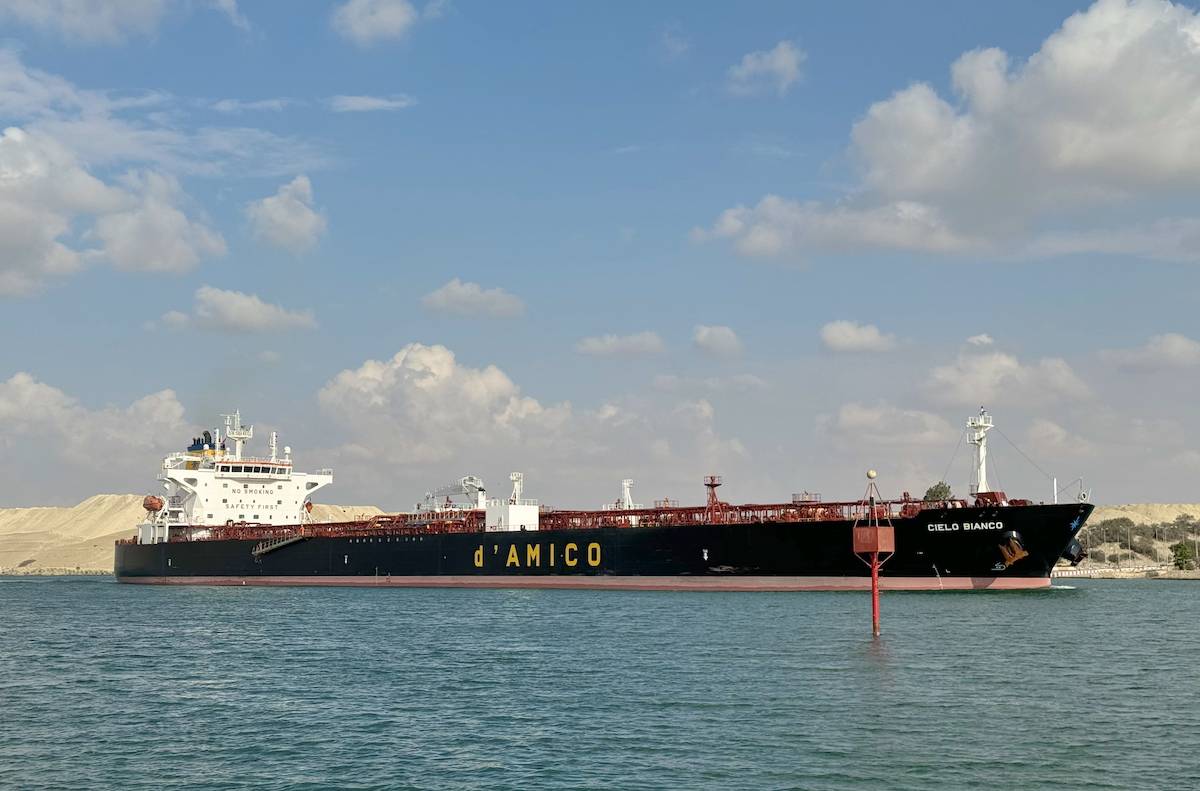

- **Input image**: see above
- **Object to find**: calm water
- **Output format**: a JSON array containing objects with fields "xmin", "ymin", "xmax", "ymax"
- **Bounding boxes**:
[{"xmin": 0, "ymin": 577, "xmax": 1197, "ymax": 791}]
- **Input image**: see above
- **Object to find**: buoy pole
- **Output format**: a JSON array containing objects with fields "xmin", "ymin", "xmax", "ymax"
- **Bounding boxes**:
[
  {"xmin": 852, "ymin": 469, "xmax": 894, "ymax": 639},
  {"xmin": 870, "ymin": 551, "xmax": 881, "ymax": 637}
]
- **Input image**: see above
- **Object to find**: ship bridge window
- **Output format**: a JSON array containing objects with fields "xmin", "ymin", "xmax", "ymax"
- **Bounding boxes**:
[{"xmin": 232, "ymin": 466, "xmax": 243, "ymax": 473}]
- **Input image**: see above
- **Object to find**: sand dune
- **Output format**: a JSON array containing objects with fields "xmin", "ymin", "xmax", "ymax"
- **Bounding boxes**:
[
  {"xmin": 0, "ymin": 495, "xmax": 383, "ymax": 575},
  {"xmin": 1089, "ymin": 503, "xmax": 1200, "ymax": 525}
]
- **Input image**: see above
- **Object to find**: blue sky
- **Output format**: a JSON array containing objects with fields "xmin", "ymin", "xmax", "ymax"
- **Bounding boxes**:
[{"xmin": 1, "ymin": 0, "xmax": 1199, "ymax": 508}]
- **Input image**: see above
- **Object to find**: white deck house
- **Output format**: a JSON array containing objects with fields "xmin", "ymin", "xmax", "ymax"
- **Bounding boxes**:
[{"xmin": 137, "ymin": 411, "xmax": 332, "ymax": 544}]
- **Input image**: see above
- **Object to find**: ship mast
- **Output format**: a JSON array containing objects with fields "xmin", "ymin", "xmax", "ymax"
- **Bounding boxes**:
[
  {"xmin": 966, "ymin": 407, "xmax": 994, "ymax": 495},
  {"xmin": 221, "ymin": 410, "xmax": 254, "ymax": 461},
  {"xmin": 620, "ymin": 479, "xmax": 635, "ymax": 509}
]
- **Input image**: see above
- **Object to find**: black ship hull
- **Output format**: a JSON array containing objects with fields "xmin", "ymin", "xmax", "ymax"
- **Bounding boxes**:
[{"xmin": 115, "ymin": 503, "xmax": 1091, "ymax": 590}]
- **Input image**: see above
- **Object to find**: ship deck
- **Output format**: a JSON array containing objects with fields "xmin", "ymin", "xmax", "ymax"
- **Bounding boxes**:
[{"xmin": 119, "ymin": 495, "xmax": 1041, "ymax": 545}]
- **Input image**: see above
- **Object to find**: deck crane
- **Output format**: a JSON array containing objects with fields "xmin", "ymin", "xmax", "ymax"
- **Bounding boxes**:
[{"xmin": 417, "ymin": 476, "xmax": 487, "ymax": 512}]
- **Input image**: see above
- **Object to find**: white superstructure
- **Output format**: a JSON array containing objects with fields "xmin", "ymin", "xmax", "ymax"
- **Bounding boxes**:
[
  {"xmin": 485, "ymin": 472, "xmax": 540, "ymax": 532},
  {"xmin": 136, "ymin": 411, "xmax": 333, "ymax": 544}
]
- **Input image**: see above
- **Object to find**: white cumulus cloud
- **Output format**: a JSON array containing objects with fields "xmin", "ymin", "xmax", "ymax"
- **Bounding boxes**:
[
  {"xmin": 0, "ymin": 127, "xmax": 224, "ymax": 295},
  {"xmin": 929, "ymin": 351, "xmax": 1090, "ymax": 406},
  {"xmin": 0, "ymin": 51, "xmax": 325, "ymax": 179},
  {"xmin": 329, "ymin": 94, "xmax": 416, "ymax": 112},
  {"xmin": 699, "ymin": 0, "xmax": 1200, "ymax": 263},
  {"xmin": 0, "ymin": 372, "xmax": 187, "ymax": 503},
  {"xmin": 575, "ymin": 332, "xmax": 666, "ymax": 357},
  {"xmin": 966, "ymin": 334, "xmax": 994, "ymax": 346},
  {"xmin": 821, "ymin": 402, "xmax": 955, "ymax": 447},
  {"xmin": 246, "ymin": 175, "xmax": 327, "ymax": 254},
  {"xmin": 660, "ymin": 24, "xmax": 690, "ymax": 60},
  {"xmin": 727, "ymin": 40, "xmax": 805, "ymax": 96},
  {"xmin": 693, "ymin": 196, "xmax": 972, "ymax": 258},
  {"xmin": 0, "ymin": 0, "xmax": 251, "ymax": 44},
  {"xmin": 0, "ymin": 126, "xmax": 116, "ymax": 295},
  {"xmin": 211, "ymin": 0, "xmax": 250, "ymax": 32},
  {"xmin": 1101, "ymin": 333, "xmax": 1200, "ymax": 370},
  {"xmin": 92, "ymin": 170, "xmax": 226, "ymax": 272},
  {"xmin": 211, "ymin": 98, "xmax": 292, "ymax": 113},
  {"xmin": 693, "ymin": 325, "xmax": 743, "ymax": 357},
  {"xmin": 319, "ymin": 343, "xmax": 566, "ymax": 465},
  {"xmin": 0, "ymin": 0, "xmax": 168, "ymax": 44},
  {"xmin": 0, "ymin": 51, "xmax": 339, "ymax": 295},
  {"xmin": 421, "ymin": 278, "xmax": 525, "ymax": 318},
  {"xmin": 820, "ymin": 320, "xmax": 896, "ymax": 352},
  {"xmin": 163, "ymin": 286, "xmax": 316, "ymax": 333},
  {"xmin": 331, "ymin": 0, "xmax": 418, "ymax": 46},
  {"xmin": 315, "ymin": 343, "xmax": 751, "ymax": 506},
  {"xmin": 1025, "ymin": 418, "xmax": 1095, "ymax": 458}
]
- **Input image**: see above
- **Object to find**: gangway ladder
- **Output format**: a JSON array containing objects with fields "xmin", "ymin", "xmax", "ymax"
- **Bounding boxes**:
[
  {"xmin": 251, "ymin": 533, "xmax": 307, "ymax": 561},
  {"xmin": 852, "ymin": 470, "xmax": 896, "ymax": 637}
]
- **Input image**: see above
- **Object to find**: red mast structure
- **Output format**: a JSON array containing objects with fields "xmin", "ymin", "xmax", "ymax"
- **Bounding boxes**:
[
  {"xmin": 704, "ymin": 475, "xmax": 726, "ymax": 524},
  {"xmin": 852, "ymin": 470, "xmax": 895, "ymax": 637}
]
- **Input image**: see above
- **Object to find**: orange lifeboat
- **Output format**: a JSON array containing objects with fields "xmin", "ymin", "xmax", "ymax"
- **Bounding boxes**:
[
  {"xmin": 304, "ymin": 501, "xmax": 314, "ymax": 514},
  {"xmin": 143, "ymin": 495, "xmax": 165, "ymax": 512}
]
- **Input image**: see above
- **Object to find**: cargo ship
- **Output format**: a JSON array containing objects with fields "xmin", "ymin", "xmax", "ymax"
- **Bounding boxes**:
[{"xmin": 115, "ymin": 409, "xmax": 1091, "ymax": 590}]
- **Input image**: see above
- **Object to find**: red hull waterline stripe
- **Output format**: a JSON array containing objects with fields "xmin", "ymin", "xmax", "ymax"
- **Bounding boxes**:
[{"xmin": 117, "ymin": 575, "xmax": 1051, "ymax": 591}]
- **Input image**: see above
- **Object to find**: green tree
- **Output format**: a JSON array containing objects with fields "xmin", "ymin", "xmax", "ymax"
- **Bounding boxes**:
[
  {"xmin": 923, "ymin": 481, "xmax": 953, "ymax": 501},
  {"xmin": 1170, "ymin": 542, "xmax": 1197, "ymax": 571}
]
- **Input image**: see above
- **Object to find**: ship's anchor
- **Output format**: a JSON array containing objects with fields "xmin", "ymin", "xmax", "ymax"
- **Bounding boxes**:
[{"xmin": 998, "ymin": 533, "xmax": 1029, "ymax": 568}]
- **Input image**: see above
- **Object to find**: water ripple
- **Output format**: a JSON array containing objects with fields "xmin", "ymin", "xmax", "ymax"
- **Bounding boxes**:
[{"xmin": 0, "ymin": 578, "xmax": 1196, "ymax": 790}]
